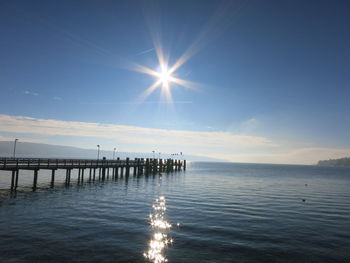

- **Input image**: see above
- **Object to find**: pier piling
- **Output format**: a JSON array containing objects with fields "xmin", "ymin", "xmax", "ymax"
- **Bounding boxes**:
[
  {"xmin": 126, "ymin": 158, "xmax": 130, "ymax": 176},
  {"xmin": 33, "ymin": 170, "xmax": 38, "ymax": 191},
  {"xmin": 10, "ymin": 170, "xmax": 15, "ymax": 191},
  {"xmin": 14, "ymin": 170, "xmax": 19, "ymax": 190},
  {"xmin": 51, "ymin": 169, "xmax": 55, "ymax": 188}
]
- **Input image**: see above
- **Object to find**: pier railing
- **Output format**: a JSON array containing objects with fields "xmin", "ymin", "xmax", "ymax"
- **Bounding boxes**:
[{"xmin": 0, "ymin": 157, "xmax": 138, "ymax": 170}]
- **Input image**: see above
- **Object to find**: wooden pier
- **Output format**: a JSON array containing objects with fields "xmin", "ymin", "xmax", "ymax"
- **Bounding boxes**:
[{"xmin": 0, "ymin": 157, "xmax": 186, "ymax": 191}]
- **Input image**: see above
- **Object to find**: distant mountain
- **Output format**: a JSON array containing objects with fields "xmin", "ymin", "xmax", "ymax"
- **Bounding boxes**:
[
  {"xmin": 0, "ymin": 141, "xmax": 220, "ymax": 162},
  {"xmin": 318, "ymin": 157, "xmax": 350, "ymax": 167}
]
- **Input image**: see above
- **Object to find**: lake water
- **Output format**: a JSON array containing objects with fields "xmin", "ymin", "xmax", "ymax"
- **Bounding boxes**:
[{"xmin": 0, "ymin": 162, "xmax": 350, "ymax": 262}]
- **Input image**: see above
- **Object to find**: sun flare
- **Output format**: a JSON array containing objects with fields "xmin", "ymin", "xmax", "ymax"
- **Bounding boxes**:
[
  {"xmin": 157, "ymin": 65, "xmax": 173, "ymax": 89},
  {"xmin": 129, "ymin": 42, "xmax": 199, "ymax": 103}
]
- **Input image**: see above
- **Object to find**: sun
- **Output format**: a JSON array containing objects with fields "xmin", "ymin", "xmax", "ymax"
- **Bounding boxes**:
[
  {"xmin": 157, "ymin": 65, "xmax": 173, "ymax": 89},
  {"xmin": 128, "ymin": 43, "xmax": 199, "ymax": 103}
]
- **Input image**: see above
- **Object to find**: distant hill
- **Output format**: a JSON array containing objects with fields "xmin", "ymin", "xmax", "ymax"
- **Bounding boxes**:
[
  {"xmin": 318, "ymin": 157, "xmax": 350, "ymax": 167},
  {"xmin": 0, "ymin": 141, "xmax": 221, "ymax": 162}
]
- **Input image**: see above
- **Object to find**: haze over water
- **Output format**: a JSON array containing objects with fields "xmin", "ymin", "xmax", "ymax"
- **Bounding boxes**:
[{"xmin": 1, "ymin": 162, "xmax": 350, "ymax": 262}]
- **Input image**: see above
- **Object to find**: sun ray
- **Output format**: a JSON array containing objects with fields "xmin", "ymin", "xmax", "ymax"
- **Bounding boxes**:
[
  {"xmin": 168, "ymin": 48, "xmax": 193, "ymax": 75},
  {"xmin": 160, "ymin": 82, "xmax": 173, "ymax": 103},
  {"xmin": 153, "ymin": 37, "xmax": 168, "ymax": 70},
  {"xmin": 129, "ymin": 62, "xmax": 159, "ymax": 77},
  {"xmin": 138, "ymin": 79, "xmax": 162, "ymax": 102},
  {"xmin": 171, "ymin": 77, "xmax": 201, "ymax": 91}
]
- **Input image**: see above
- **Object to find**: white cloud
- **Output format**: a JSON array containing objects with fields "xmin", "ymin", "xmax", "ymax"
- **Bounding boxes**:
[
  {"xmin": 0, "ymin": 114, "xmax": 276, "ymax": 149},
  {"xmin": 0, "ymin": 114, "xmax": 348, "ymax": 164}
]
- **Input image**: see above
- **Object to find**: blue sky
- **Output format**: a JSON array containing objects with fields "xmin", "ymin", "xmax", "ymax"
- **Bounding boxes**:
[{"xmin": 1, "ymin": 0, "xmax": 350, "ymax": 164}]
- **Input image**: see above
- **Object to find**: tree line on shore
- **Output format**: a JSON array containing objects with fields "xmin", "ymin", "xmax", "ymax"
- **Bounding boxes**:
[{"xmin": 318, "ymin": 157, "xmax": 350, "ymax": 167}]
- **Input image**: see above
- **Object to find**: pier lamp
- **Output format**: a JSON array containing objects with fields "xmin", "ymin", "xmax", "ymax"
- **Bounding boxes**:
[
  {"xmin": 97, "ymin": 145, "xmax": 100, "ymax": 160},
  {"xmin": 113, "ymin": 147, "xmax": 116, "ymax": 160},
  {"xmin": 152, "ymin": 150, "xmax": 155, "ymax": 159},
  {"xmin": 13, "ymin": 138, "xmax": 19, "ymax": 158}
]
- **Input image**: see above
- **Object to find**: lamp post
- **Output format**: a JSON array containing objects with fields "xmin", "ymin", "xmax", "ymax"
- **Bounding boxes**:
[
  {"xmin": 158, "ymin": 152, "xmax": 161, "ymax": 159},
  {"xmin": 152, "ymin": 150, "xmax": 155, "ymax": 159},
  {"xmin": 97, "ymin": 145, "xmax": 100, "ymax": 160},
  {"xmin": 113, "ymin": 147, "xmax": 116, "ymax": 160},
  {"xmin": 13, "ymin": 138, "xmax": 18, "ymax": 158}
]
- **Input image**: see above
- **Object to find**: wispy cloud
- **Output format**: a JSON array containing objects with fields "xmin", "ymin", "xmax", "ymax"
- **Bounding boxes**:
[
  {"xmin": 240, "ymin": 118, "xmax": 259, "ymax": 133},
  {"xmin": 136, "ymin": 47, "xmax": 155, "ymax": 56},
  {"xmin": 120, "ymin": 100, "xmax": 193, "ymax": 105},
  {"xmin": 24, "ymin": 90, "xmax": 39, "ymax": 96},
  {"xmin": 77, "ymin": 100, "xmax": 192, "ymax": 106},
  {"xmin": 53, "ymin": 96, "xmax": 62, "ymax": 101},
  {"xmin": 227, "ymin": 117, "xmax": 260, "ymax": 135}
]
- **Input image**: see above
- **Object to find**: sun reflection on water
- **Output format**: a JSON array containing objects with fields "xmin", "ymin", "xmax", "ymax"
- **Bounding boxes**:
[{"xmin": 144, "ymin": 196, "xmax": 174, "ymax": 263}]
